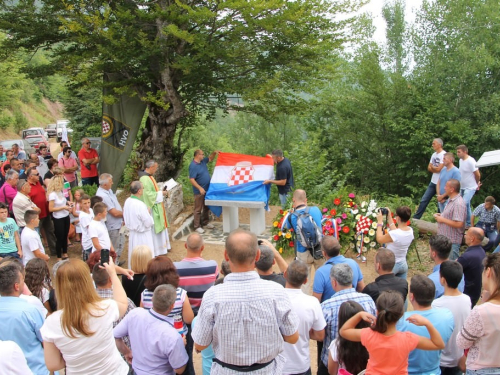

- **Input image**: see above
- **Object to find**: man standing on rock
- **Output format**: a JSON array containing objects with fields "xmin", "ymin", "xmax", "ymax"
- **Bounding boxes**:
[
  {"xmin": 139, "ymin": 160, "xmax": 170, "ymax": 256},
  {"xmin": 457, "ymin": 144, "xmax": 481, "ymax": 228},
  {"xmin": 435, "ymin": 179, "xmax": 466, "ymax": 260},
  {"xmin": 188, "ymin": 149, "xmax": 219, "ymax": 234},
  {"xmin": 413, "ymin": 138, "xmax": 446, "ymax": 219}
]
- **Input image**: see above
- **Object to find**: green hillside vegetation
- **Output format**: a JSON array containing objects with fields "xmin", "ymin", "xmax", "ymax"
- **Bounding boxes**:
[{"xmin": 0, "ymin": 32, "xmax": 65, "ymax": 135}]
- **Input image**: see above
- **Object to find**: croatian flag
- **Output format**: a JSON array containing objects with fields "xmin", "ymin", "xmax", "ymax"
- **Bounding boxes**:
[{"xmin": 206, "ymin": 152, "xmax": 275, "ymax": 216}]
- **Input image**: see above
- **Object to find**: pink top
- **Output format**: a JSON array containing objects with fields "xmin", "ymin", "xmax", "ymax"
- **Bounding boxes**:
[
  {"xmin": 58, "ymin": 157, "xmax": 77, "ymax": 182},
  {"xmin": 0, "ymin": 183, "xmax": 18, "ymax": 212},
  {"xmin": 457, "ymin": 302, "xmax": 500, "ymax": 370},
  {"xmin": 360, "ymin": 328, "xmax": 419, "ymax": 375}
]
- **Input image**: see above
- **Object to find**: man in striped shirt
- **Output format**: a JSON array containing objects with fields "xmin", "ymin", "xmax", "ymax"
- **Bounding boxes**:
[
  {"xmin": 175, "ymin": 232, "xmax": 219, "ymax": 375},
  {"xmin": 193, "ymin": 229, "xmax": 299, "ymax": 374}
]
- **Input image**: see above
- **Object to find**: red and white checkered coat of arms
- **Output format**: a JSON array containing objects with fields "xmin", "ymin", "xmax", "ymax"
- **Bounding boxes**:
[
  {"xmin": 228, "ymin": 161, "xmax": 254, "ymax": 186},
  {"xmin": 356, "ymin": 215, "xmax": 373, "ymax": 234}
]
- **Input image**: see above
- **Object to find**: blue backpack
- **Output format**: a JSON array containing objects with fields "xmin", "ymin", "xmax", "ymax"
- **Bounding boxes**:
[{"xmin": 289, "ymin": 207, "xmax": 323, "ymax": 259}]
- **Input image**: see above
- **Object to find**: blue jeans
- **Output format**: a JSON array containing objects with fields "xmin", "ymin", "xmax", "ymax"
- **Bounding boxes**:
[
  {"xmin": 451, "ymin": 243, "xmax": 461, "ymax": 260},
  {"xmin": 0, "ymin": 251, "xmax": 20, "ymax": 259},
  {"xmin": 393, "ymin": 260, "xmax": 408, "ymax": 280},
  {"xmin": 413, "ymin": 182, "xmax": 437, "ymax": 219},
  {"xmin": 476, "ymin": 221, "xmax": 497, "ymax": 252},
  {"xmin": 279, "ymin": 193, "xmax": 289, "ymax": 209},
  {"xmin": 82, "ymin": 176, "xmax": 99, "ymax": 186},
  {"xmin": 461, "ymin": 188, "xmax": 476, "ymax": 227},
  {"xmin": 393, "ymin": 260, "xmax": 409, "ymax": 310}
]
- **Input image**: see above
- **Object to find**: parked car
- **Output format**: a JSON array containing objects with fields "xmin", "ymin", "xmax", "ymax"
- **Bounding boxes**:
[
  {"xmin": 22, "ymin": 128, "xmax": 45, "ymax": 139},
  {"xmin": 46, "ymin": 123, "xmax": 57, "ymax": 138},
  {"xmin": 56, "ymin": 119, "xmax": 74, "ymax": 142},
  {"xmin": 25, "ymin": 135, "xmax": 49, "ymax": 150},
  {"xmin": 31, "ymin": 127, "xmax": 49, "ymax": 139},
  {"xmin": 0, "ymin": 139, "xmax": 36, "ymax": 158}
]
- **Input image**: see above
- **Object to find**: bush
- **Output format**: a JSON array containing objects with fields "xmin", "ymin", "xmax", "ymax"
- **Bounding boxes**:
[
  {"xmin": 0, "ymin": 112, "xmax": 13, "ymax": 130},
  {"xmin": 71, "ymin": 184, "xmax": 98, "ymax": 198},
  {"xmin": 13, "ymin": 110, "xmax": 27, "ymax": 134}
]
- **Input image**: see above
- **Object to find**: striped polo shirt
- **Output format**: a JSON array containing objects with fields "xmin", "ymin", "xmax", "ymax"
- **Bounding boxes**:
[{"xmin": 174, "ymin": 257, "xmax": 219, "ymax": 314}]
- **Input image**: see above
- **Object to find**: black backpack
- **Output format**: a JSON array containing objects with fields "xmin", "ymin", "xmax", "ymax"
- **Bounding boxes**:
[{"xmin": 289, "ymin": 207, "xmax": 323, "ymax": 259}]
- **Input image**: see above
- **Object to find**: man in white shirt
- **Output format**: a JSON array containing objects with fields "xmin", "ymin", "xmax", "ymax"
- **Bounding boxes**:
[
  {"xmin": 456, "ymin": 144, "xmax": 481, "ymax": 228},
  {"xmin": 414, "ymin": 138, "xmax": 446, "ymax": 219},
  {"xmin": 12, "ymin": 180, "xmax": 40, "ymax": 233},
  {"xmin": 96, "ymin": 173, "xmax": 124, "ymax": 263},
  {"xmin": 0, "ymin": 340, "xmax": 34, "ymax": 375},
  {"xmin": 283, "ymin": 260, "xmax": 326, "ymax": 375},
  {"xmin": 56, "ymin": 141, "xmax": 78, "ymax": 161},
  {"xmin": 88, "ymin": 202, "xmax": 114, "ymax": 253},
  {"xmin": 431, "ymin": 260, "xmax": 471, "ymax": 374}
]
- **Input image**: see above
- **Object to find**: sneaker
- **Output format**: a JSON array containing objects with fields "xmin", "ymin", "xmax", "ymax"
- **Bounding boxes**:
[
  {"xmin": 195, "ymin": 227, "xmax": 205, "ymax": 234},
  {"xmin": 205, "ymin": 223, "xmax": 215, "ymax": 229},
  {"xmin": 356, "ymin": 254, "xmax": 366, "ymax": 263}
]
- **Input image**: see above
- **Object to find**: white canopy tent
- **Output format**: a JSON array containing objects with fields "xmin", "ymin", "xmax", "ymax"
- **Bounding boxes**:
[{"xmin": 477, "ymin": 150, "xmax": 500, "ymax": 168}]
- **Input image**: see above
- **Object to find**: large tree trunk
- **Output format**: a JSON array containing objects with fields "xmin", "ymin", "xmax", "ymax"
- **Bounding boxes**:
[{"xmin": 137, "ymin": 99, "xmax": 187, "ymax": 181}]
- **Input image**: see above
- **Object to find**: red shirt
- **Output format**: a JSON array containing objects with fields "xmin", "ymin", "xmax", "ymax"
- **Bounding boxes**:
[
  {"xmin": 78, "ymin": 148, "xmax": 99, "ymax": 178},
  {"xmin": 28, "ymin": 181, "xmax": 49, "ymax": 219}
]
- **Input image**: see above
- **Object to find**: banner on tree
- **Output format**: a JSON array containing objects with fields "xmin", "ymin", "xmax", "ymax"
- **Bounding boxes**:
[{"xmin": 100, "ymin": 74, "xmax": 147, "ymax": 190}]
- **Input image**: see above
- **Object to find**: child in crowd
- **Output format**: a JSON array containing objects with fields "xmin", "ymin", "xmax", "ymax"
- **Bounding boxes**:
[
  {"xmin": 25, "ymin": 258, "xmax": 53, "ymax": 315},
  {"xmin": 432, "ymin": 260, "xmax": 471, "ymax": 374},
  {"xmin": 21, "ymin": 210, "xmax": 49, "ymax": 264},
  {"xmin": 88, "ymin": 202, "xmax": 114, "ymax": 254},
  {"xmin": 70, "ymin": 188, "xmax": 85, "ymax": 242},
  {"xmin": 214, "ymin": 260, "xmax": 231, "ymax": 285},
  {"xmin": 339, "ymin": 290, "xmax": 445, "ymax": 375},
  {"xmin": 0, "ymin": 201, "xmax": 21, "ymax": 259},
  {"xmin": 328, "ymin": 301, "xmax": 370, "ymax": 375},
  {"xmin": 77, "ymin": 194, "xmax": 94, "ymax": 261},
  {"xmin": 90, "ymin": 195, "xmax": 103, "ymax": 209}
]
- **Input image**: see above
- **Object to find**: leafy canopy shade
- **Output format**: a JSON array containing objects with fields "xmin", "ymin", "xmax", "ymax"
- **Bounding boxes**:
[{"xmin": 0, "ymin": 0, "xmax": 367, "ymax": 179}]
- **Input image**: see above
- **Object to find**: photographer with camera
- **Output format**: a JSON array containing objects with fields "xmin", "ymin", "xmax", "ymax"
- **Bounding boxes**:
[{"xmin": 375, "ymin": 206, "xmax": 414, "ymax": 281}]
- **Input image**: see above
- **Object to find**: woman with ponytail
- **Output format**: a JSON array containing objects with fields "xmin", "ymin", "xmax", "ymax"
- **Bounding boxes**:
[
  {"xmin": 457, "ymin": 253, "xmax": 500, "ymax": 374},
  {"xmin": 339, "ymin": 290, "xmax": 445, "ymax": 374}
]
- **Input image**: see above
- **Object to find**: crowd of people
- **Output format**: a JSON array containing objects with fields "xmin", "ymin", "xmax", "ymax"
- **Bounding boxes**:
[{"xmin": 0, "ymin": 141, "xmax": 500, "ymax": 375}]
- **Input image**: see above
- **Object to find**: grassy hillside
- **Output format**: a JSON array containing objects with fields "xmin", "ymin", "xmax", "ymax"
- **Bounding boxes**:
[{"xmin": 1, "ymin": 97, "xmax": 63, "ymax": 137}]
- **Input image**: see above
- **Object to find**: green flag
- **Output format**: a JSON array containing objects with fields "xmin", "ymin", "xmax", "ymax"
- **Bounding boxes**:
[{"xmin": 100, "ymin": 74, "xmax": 147, "ymax": 190}]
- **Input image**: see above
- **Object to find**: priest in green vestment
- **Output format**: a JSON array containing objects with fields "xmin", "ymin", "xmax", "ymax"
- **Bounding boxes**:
[{"xmin": 138, "ymin": 160, "xmax": 170, "ymax": 256}]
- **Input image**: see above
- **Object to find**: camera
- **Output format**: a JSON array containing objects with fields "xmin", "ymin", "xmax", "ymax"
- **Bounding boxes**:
[{"xmin": 378, "ymin": 208, "xmax": 389, "ymax": 215}]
